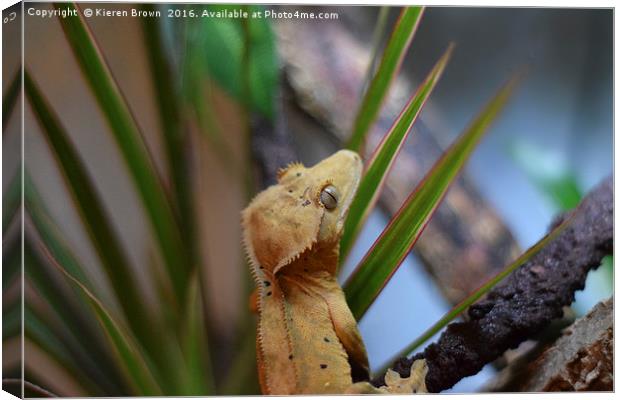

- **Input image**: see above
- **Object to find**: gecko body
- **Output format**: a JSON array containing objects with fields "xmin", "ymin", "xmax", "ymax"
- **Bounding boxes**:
[{"xmin": 242, "ymin": 150, "xmax": 427, "ymax": 394}]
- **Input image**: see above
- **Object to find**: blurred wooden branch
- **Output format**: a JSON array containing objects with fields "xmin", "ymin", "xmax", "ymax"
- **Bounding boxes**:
[
  {"xmin": 275, "ymin": 18, "xmax": 521, "ymax": 305},
  {"xmin": 249, "ymin": 87, "xmax": 298, "ymax": 189},
  {"xmin": 484, "ymin": 297, "xmax": 613, "ymax": 392},
  {"xmin": 376, "ymin": 176, "xmax": 612, "ymax": 392}
]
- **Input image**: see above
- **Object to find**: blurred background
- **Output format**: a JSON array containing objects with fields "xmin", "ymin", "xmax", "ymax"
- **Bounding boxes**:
[{"xmin": 3, "ymin": 3, "xmax": 612, "ymax": 395}]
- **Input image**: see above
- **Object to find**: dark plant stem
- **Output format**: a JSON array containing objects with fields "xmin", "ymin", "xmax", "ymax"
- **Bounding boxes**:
[
  {"xmin": 140, "ymin": 4, "xmax": 195, "ymax": 267},
  {"xmin": 373, "ymin": 176, "xmax": 613, "ymax": 392}
]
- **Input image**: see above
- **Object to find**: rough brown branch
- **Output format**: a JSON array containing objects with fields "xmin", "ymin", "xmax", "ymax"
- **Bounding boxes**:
[
  {"xmin": 374, "ymin": 176, "xmax": 613, "ymax": 392},
  {"xmin": 484, "ymin": 297, "xmax": 613, "ymax": 392}
]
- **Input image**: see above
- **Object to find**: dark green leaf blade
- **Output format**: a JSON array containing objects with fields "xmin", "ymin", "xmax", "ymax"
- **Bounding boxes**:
[
  {"xmin": 176, "ymin": 12, "xmax": 235, "ymax": 167},
  {"xmin": 376, "ymin": 214, "xmax": 572, "ymax": 374},
  {"xmin": 24, "ymin": 306, "xmax": 104, "ymax": 395},
  {"xmin": 25, "ymin": 239, "xmax": 128, "ymax": 395},
  {"xmin": 24, "ymin": 71, "xmax": 158, "ymax": 350},
  {"xmin": 346, "ymin": 6, "xmax": 424, "ymax": 152},
  {"xmin": 53, "ymin": 2, "xmax": 190, "ymax": 300},
  {"xmin": 140, "ymin": 5, "xmax": 195, "ymax": 254},
  {"xmin": 24, "ymin": 74, "xmax": 186, "ymax": 392},
  {"xmin": 179, "ymin": 273, "xmax": 215, "ymax": 394},
  {"xmin": 24, "ymin": 172, "xmax": 93, "ymax": 288},
  {"xmin": 341, "ymin": 44, "xmax": 454, "ymax": 260},
  {"xmin": 345, "ymin": 75, "xmax": 521, "ymax": 320},
  {"xmin": 177, "ymin": 4, "xmax": 278, "ymax": 120},
  {"xmin": 40, "ymin": 246, "xmax": 163, "ymax": 396}
]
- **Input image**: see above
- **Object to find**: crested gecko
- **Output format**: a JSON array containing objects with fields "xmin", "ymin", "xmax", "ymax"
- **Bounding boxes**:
[{"xmin": 242, "ymin": 150, "xmax": 428, "ymax": 394}]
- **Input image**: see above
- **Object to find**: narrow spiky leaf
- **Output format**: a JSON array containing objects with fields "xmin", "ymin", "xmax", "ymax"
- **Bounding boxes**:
[
  {"xmin": 24, "ymin": 71, "xmax": 158, "ymax": 352},
  {"xmin": 179, "ymin": 273, "xmax": 215, "ymax": 394},
  {"xmin": 140, "ymin": 5, "xmax": 195, "ymax": 251},
  {"xmin": 53, "ymin": 2, "xmax": 190, "ymax": 300},
  {"xmin": 346, "ymin": 6, "xmax": 424, "ymax": 152},
  {"xmin": 25, "ymin": 239, "xmax": 128, "ymax": 394},
  {"xmin": 340, "ymin": 44, "xmax": 454, "ymax": 260},
  {"xmin": 24, "ymin": 306, "xmax": 104, "ymax": 395},
  {"xmin": 40, "ymin": 246, "xmax": 163, "ymax": 396},
  {"xmin": 345, "ymin": 75, "xmax": 521, "ymax": 320}
]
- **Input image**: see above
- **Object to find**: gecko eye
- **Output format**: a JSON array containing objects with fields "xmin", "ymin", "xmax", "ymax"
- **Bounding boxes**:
[{"xmin": 320, "ymin": 185, "xmax": 339, "ymax": 210}]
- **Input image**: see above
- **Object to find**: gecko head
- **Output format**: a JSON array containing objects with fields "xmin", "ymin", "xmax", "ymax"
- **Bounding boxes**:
[
  {"xmin": 308, "ymin": 150, "xmax": 363, "ymax": 244},
  {"xmin": 242, "ymin": 150, "xmax": 362, "ymax": 274}
]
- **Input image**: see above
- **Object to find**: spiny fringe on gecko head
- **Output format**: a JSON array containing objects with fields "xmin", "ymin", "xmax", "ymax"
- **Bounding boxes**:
[
  {"xmin": 241, "ymin": 185, "xmax": 322, "ymax": 276},
  {"xmin": 277, "ymin": 161, "xmax": 304, "ymax": 182},
  {"xmin": 242, "ymin": 150, "xmax": 362, "ymax": 275}
]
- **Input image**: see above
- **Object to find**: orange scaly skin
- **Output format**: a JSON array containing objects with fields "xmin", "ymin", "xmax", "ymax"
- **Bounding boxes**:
[{"xmin": 242, "ymin": 150, "xmax": 428, "ymax": 394}]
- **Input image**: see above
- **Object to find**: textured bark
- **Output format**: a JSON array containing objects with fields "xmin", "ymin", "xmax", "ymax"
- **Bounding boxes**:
[
  {"xmin": 485, "ymin": 297, "xmax": 613, "ymax": 392},
  {"xmin": 275, "ymin": 18, "xmax": 521, "ymax": 305},
  {"xmin": 374, "ymin": 176, "xmax": 613, "ymax": 392}
]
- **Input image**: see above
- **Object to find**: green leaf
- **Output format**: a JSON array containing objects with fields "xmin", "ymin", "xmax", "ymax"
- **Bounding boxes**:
[
  {"xmin": 24, "ymin": 71, "xmax": 158, "ymax": 350},
  {"xmin": 24, "ymin": 306, "xmax": 103, "ymax": 395},
  {"xmin": 24, "ymin": 173, "xmax": 93, "ymax": 288},
  {"xmin": 3, "ymin": 68, "xmax": 20, "ymax": 130},
  {"xmin": 179, "ymin": 273, "xmax": 215, "ymax": 394},
  {"xmin": 245, "ymin": 7, "xmax": 279, "ymax": 120},
  {"xmin": 183, "ymin": 4, "xmax": 278, "ymax": 119},
  {"xmin": 53, "ymin": 3, "xmax": 190, "ymax": 301},
  {"xmin": 40, "ymin": 246, "xmax": 163, "ymax": 396},
  {"xmin": 341, "ymin": 44, "xmax": 454, "ymax": 260},
  {"xmin": 24, "ymin": 76, "xmax": 188, "ymax": 392},
  {"xmin": 25, "ymin": 175, "xmax": 135, "ymax": 392},
  {"xmin": 344, "ymin": 75, "xmax": 520, "ymax": 320},
  {"xmin": 510, "ymin": 140, "xmax": 583, "ymax": 211},
  {"xmin": 362, "ymin": 7, "xmax": 391, "ymax": 94},
  {"xmin": 346, "ymin": 6, "xmax": 424, "ymax": 152},
  {"xmin": 376, "ymin": 213, "xmax": 573, "ymax": 374},
  {"xmin": 24, "ymin": 236, "xmax": 128, "ymax": 394},
  {"xmin": 140, "ymin": 5, "xmax": 195, "ymax": 253},
  {"xmin": 178, "ymin": 14, "xmax": 226, "ymax": 143}
]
